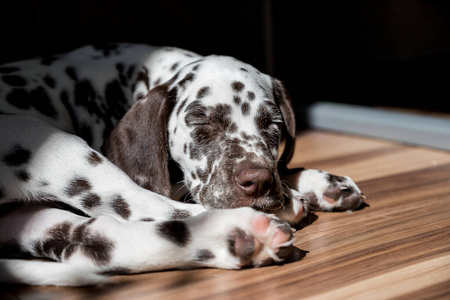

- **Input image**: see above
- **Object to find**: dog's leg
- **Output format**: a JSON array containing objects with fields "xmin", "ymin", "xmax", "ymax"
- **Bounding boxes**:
[
  {"xmin": 280, "ymin": 168, "xmax": 367, "ymax": 212},
  {"xmin": 0, "ymin": 115, "xmax": 205, "ymax": 221},
  {"xmin": 0, "ymin": 203, "xmax": 293, "ymax": 286}
]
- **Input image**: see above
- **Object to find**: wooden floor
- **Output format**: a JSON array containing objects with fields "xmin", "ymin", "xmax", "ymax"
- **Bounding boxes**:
[{"xmin": 1, "ymin": 130, "xmax": 449, "ymax": 300}]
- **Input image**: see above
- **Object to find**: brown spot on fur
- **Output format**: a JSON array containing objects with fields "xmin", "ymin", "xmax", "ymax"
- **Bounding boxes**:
[
  {"xmin": 197, "ymin": 86, "xmax": 210, "ymax": 99},
  {"xmin": 34, "ymin": 221, "xmax": 72, "ymax": 261},
  {"xmin": 241, "ymin": 102, "xmax": 250, "ymax": 116},
  {"xmin": 178, "ymin": 73, "xmax": 195, "ymax": 88},
  {"xmin": 16, "ymin": 170, "xmax": 31, "ymax": 181},
  {"xmin": 82, "ymin": 193, "xmax": 102, "ymax": 209},
  {"xmin": 65, "ymin": 219, "xmax": 114, "ymax": 265},
  {"xmin": 171, "ymin": 62, "xmax": 179, "ymax": 71},
  {"xmin": 232, "ymin": 81, "xmax": 245, "ymax": 92},
  {"xmin": 247, "ymin": 91, "xmax": 255, "ymax": 101},
  {"xmin": 87, "ymin": 151, "xmax": 103, "ymax": 166},
  {"xmin": 65, "ymin": 177, "xmax": 92, "ymax": 197},
  {"xmin": 194, "ymin": 249, "xmax": 215, "ymax": 262},
  {"xmin": 111, "ymin": 195, "xmax": 131, "ymax": 219}
]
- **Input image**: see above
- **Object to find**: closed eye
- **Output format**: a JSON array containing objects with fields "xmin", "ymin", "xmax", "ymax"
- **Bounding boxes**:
[
  {"xmin": 192, "ymin": 122, "xmax": 210, "ymax": 126},
  {"xmin": 267, "ymin": 121, "xmax": 282, "ymax": 131}
]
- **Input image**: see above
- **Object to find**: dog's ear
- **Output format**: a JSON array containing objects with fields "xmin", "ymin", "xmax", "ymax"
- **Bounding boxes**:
[
  {"xmin": 272, "ymin": 78, "xmax": 296, "ymax": 170},
  {"xmin": 103, "ymin": 84, "xmax": 177, "ymax": 197}
]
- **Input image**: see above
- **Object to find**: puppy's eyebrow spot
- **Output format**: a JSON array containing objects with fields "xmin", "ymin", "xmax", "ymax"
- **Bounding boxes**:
[{"xmin": 232, "ymin": 81, "xmax": 245, "ymax": 92}]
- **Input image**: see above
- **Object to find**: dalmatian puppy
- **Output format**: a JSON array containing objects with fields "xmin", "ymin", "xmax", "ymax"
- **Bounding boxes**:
[{"xmin": 0, "ymin": 44, "xmax": 366, "ymax": 286}]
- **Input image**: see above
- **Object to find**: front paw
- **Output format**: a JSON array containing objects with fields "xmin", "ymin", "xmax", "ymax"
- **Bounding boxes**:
[
  {"xmin": 300, "ymin": 170, "xmax": 368, "ymax": 212},
  {"xmin": 274, "ymin": 189, "xmax": 310, "ymax": 225}
]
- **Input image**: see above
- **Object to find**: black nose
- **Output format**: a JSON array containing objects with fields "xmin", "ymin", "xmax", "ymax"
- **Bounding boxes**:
[{"xmin": 235, "ymin": 168, "xmax": 274, "ymax": 197}]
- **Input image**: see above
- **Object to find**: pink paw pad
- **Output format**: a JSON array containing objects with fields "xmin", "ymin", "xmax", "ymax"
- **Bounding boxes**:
[{"xmin": 228, "ymin": 214, "xmax": 294, "ymax": 267}]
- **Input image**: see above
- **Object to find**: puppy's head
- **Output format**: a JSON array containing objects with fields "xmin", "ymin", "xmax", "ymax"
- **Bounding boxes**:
[
  {"xmin": 104, "ymin": 54, "xmax": 296, "ymax": 213},
  {"xmin": 167, "ymin": 56, "xmax": 295, "ymax": 212}
]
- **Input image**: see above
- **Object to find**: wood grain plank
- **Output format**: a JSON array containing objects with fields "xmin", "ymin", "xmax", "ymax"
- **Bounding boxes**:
[
  {"xmin": 291, "ymin": 130, "xmax": 450, "ymax": 182},
  {"xmin": 304, "ymin": 255, "xmax": 450, "ymax": 300}
]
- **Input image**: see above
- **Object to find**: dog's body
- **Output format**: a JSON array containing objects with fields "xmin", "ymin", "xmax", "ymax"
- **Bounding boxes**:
[{"xmin": 0, "ymin": 44, "xmax": 366, "ymax": 286}]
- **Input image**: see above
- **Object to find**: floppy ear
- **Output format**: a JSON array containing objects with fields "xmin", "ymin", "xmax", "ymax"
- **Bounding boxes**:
[
  {"xmin": 272, "ymin": 78, "xmax": 296, "ymax": 171},
  {"xmin": 102, "ymin": 84, "xmax": 177, "ymax": 197}
]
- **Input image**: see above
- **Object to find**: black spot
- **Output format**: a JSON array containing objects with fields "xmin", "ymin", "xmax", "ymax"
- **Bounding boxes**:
[
  {"xmin": 30, "ymin": 86, "xmax": 57, "ymax": 117},
  {"xmin": 171, "ymin": 62, "xmax": 179, "ymax": 71},
  {"xmin": 82, "ymin": 193, "xmax": 102, "ymax": 209},
  {"xmin": 194, "ymin": 249, "xmax": 215, "ymax": 262},
  {"xmin": 16, "ymin": 170, "xmax": 31, "ymax": 181},
  {"xmin": 65, "ymin": 177, "xmax": 92, "ymax": 197},
  {"xmin": 111, "ymin": 195, "xmax": 131, "ymax": 220},
  {"xmin": 233, "ymin": 95, "xmax": 241, "ymax": 105},
  {"xmin": 228, "ymin": 122, "xmax": 238, "ymax": 133},
  {"xmin": 158, "ymin": 220, "xmax": 190, "ymax": 247},
  {"xmin": 241, "ymin": 102, "xmax": 250, "ymax": 116},
  {"xmin": 34, "ymin": 221, "xmax": 73, "ymax": 261},
  {"xmin": 6, "ymin": 89, "xmax": 31, "ymax": 109},
  {"xmin": 116, "ymin": 63, "xmax": 128, "ymax": 86},
  {"xmin": 87, "ymin": 151, "xmax": 103, "ymax": 166},
  {"xmin": 65, "ymin": 66, "xmax": 78, "ymax": 81},
  {"xmin": 44, "ymin": 75, "xmax": 56, "ymax": 88},
  {"xmin": 74, "ymin": 80, "xmax": 101, "ymax": 116},
  {"xmin": 127, "ymin": 65, "xmax": 136, "ymax": 79},
  {"xmin": 232, "ymin": 81, "xmax": 245, "ymax": 92},
  {"xmin": 0, "ymin": 66, "xmax": 20, "ymax": 73},
  {"xmin": 192, "ymin": 64, "xmax": 201, "ymax": 71},
  {"xmin": 247, "ymin": 91, "xmax": 255, "ymax": 101},
  {"xmin": 172, "ymin": 209, "xmax": 191, "ymax": 220},
  {"xmin": 240, "ymin": 68, "xmax": 248, "ymax": 72},
  {"xmin": 3, "ymin": 145, "xmax": 31, "ymax": 166},
  {"xmin": 105, "ymin": 80, "xmax": 127, "ymax": 119},
  {"xmin": 178, "ymin": 73, "xmax": 195, "ymax": 88},
  {"xmin": 196, "ymin": 87, "xmax": 210, "ymax": 99},
  {"xmin": 2, "ymin": 75, "xmax": 27, "ymax": 86},
  {"xmin": 116, "ymin": 63, "xmax": 124, "ymax": 73},
  {"xmin": 183, "ymin": 144, "xmax": 188, "ymax": 154},
  {"xmin": 66, "ymin": 219, "xmax": 114, "ymax": 265}
]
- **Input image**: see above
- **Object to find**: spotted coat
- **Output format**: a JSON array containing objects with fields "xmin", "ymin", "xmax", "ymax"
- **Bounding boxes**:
[{"xmin": 0, "ymin": 44, "xmax": 366, "ymax": 286}]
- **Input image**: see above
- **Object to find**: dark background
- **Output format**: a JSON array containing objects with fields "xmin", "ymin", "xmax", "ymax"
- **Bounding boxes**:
[{"xmin": 2, "ymin": 0, "xmax": 450, "ymax": 127}]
